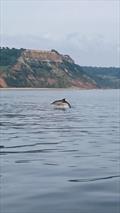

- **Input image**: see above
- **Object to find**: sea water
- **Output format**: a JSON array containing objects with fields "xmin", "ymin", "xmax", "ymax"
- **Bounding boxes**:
[{"xmin": 0, "ymin": 89, "xmax": 119, "ymax": 213}]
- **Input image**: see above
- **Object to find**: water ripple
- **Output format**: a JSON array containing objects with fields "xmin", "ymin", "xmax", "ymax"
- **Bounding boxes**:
[
  {"xmin": 0, "ymin": 148, "xmax": 58, "ymax": 155},
  {"xmin": 69, "ymin": 175, "xmax": 120, "ymax": 183}
]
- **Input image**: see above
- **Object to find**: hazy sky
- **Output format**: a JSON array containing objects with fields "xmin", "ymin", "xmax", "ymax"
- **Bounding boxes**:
[{"xmin": 0, "ymin": 0, "xmax": 120, "ymax": 67}]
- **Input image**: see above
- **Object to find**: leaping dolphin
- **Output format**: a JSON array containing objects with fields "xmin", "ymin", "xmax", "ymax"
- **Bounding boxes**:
[{"xmin": 51, "ymin": 98, "xmax": 71, "ymax": 109}]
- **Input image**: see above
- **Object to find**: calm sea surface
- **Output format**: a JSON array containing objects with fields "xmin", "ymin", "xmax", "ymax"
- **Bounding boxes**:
[{"xmin": 0, "ymin": 89, "xmax": 120, "ymax": 213}]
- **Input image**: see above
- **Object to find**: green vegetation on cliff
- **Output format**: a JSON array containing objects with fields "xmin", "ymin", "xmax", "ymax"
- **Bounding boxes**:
[
  {"xmin": 82, "ymin": 66, "xmax": 120, "ymax": 89},
  {"xmin": 0, "ymin": 47, "xmax": 24, "ymax": 66}
]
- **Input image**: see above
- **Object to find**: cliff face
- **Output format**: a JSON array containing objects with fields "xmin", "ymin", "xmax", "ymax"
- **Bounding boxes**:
[
  {"xmin": 0, "ymin": 49, "xmax": 96, "ymax": 88},
  {"xmin": 0, "ymin": 48, "xmax": 119, "ymax": 88}
]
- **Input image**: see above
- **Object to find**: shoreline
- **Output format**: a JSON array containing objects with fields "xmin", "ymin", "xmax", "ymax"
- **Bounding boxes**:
[
  {"xmin": 0, "ymin": 87, "xmax": 95, "ymax": 90},
  {"xmin": 0, "ymin": 87, "xmax": 119, "ymax": 91}
]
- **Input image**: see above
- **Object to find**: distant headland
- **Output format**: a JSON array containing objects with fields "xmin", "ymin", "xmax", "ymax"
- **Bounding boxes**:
[{"xmin": 0, "ymin": 47, "xmax": 119, "ymax": 88}]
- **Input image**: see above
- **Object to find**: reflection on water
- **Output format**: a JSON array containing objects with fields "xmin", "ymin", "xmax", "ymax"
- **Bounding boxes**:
[{"xmin": 0, "ymin": 89, "xmax": 120, "ymax": 213}]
